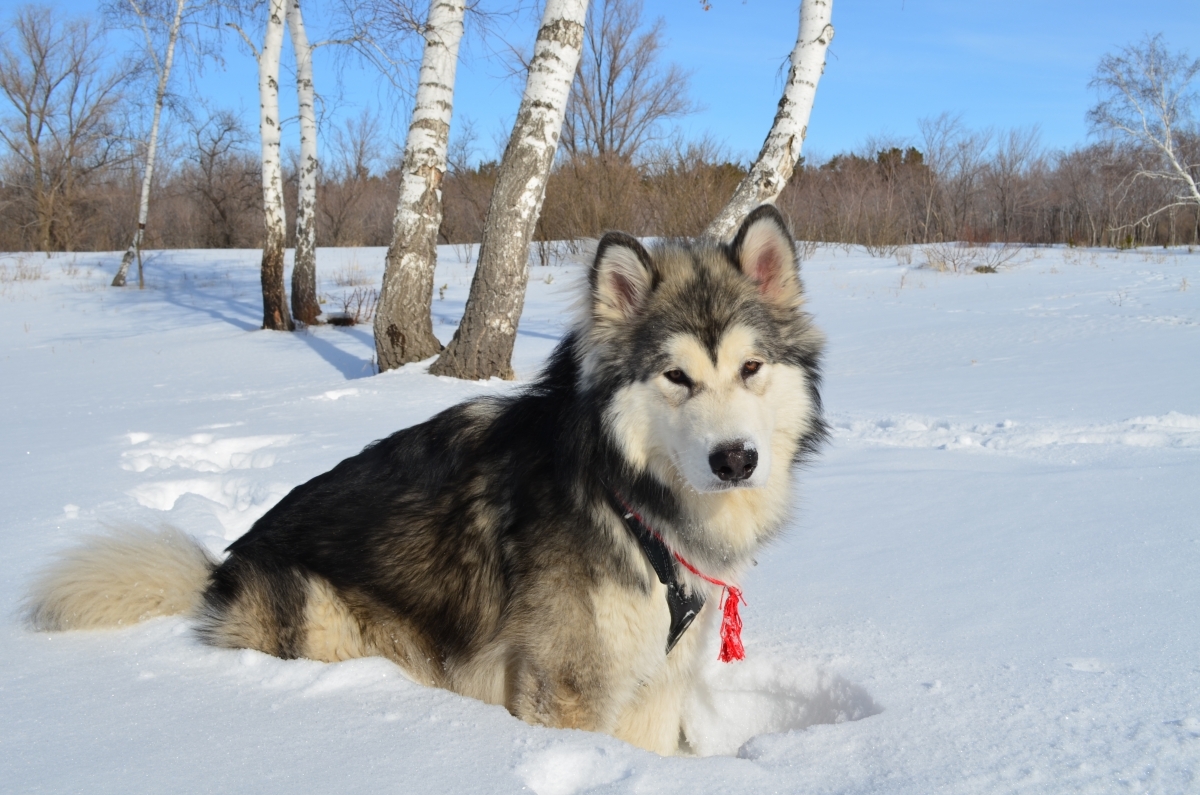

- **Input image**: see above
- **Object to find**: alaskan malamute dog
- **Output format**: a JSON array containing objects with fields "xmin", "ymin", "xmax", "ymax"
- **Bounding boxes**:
[{"xmin": 28, "ymin": 205, "xmax": 825, "ymax": 755}]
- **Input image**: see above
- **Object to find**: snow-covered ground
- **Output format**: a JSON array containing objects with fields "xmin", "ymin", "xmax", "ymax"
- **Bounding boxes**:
[{"xmin": 1, "ymin": 242, "xmax": 1198, "ymax": 794}]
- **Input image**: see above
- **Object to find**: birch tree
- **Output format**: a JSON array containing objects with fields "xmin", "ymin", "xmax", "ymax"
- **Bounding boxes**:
[
  {"xmin": 430, "ymin": 0, "xmax": 588, "ymax": 380},
  {"xmin": 1088, "ymin": 34, "xmax": 1200, "ymax": 223},
  {"xmin": 287, "ymin": 0, "xmax": 319, "ymax": 323},
  {"xmin": 111, "ymin": 0, "xmax": 188, "ymax": 288},
  {"xmin": 285, "ymin": 0, "xmax": 412, "ymax": 325},
  {"xmin": 705, "ymin": 0, "xmax": 833, "ymax": 240},
  {"xmin": 374, "ymin": 0, "xmax": 466, "ymax": 370},
  {"xmin": 231, "ymin": 0, "xmax": 293, "ymax": 330}
]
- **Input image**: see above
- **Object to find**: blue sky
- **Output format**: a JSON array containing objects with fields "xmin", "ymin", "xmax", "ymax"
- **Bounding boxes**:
[
  {"xmin": 661, "ymin": 0, "xmax": 1200, "ymax": 160},
  {"xmin": 37, "ymin": 0, "xmax": 1200, "ymax": 165}
]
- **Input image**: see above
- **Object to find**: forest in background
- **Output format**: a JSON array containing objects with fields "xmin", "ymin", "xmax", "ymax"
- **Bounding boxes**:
[
  {"xmin": 4, "ymin": 109, "xmax": 1198, "ymax": 254},
  {"xmin": 2, "ymin": 1, "xmax": 1198, "ymax": 256}
]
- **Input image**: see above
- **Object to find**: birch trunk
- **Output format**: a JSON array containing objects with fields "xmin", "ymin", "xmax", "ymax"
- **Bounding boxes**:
[
  {"xmin": 258, "ymin": 0, "xmax": 293, "ymax": 330},
  {"xmin": 429, "ymin": 0, "xmax": 588, "ymax": 380},
  {"xmin": 287, "ymin": 0, "xmax": 320, "ymax": 324},
  {"xmin": 374, "ymin": 0, "xmax": 466, "ymax": 370},
  {"xmin": 111, "ymin": 0, "xmax": 187, "ymax": 288},
  {"xmin": 705, "ymin": 0, "xmax": 833, "ymax": 240}
]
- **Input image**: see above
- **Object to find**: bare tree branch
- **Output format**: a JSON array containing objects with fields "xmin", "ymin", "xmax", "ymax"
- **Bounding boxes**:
[
  {"xmin": 0, "ymin": 7, "xmax": 134, "ymax": 253},
  {"xmin": 561, "ymin": 0, "xmax": 697, "ymax": 163},
  {"xmin": 1089, "ymin": 34, "xmax": 1200, "ymax": 214}
]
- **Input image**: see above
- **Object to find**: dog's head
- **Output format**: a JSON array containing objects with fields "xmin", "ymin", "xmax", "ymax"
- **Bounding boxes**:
[{"xmin": 580, "ymin": 206, "xmax": 825, "ymax": 501}]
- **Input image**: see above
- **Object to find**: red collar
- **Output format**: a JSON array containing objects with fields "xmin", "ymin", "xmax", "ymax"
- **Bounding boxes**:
[{"xmin": 611, "ymin": 492, "xmax": 746, "ymax": 663}]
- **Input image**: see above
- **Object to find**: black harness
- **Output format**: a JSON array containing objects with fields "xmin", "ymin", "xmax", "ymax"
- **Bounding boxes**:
[{"xmin": 610, "ymin": 495, "xmax": 706, "ymax": 654}]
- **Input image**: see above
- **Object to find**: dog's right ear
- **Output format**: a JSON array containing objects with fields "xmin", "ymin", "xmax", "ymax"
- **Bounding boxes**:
[
  {"xmin": 590, "ymin": 232, "xmax": 655, "ymax": 323},
  {"xmin": 729, "ymin": 204, "xmax": 801, "ymax": 307}
]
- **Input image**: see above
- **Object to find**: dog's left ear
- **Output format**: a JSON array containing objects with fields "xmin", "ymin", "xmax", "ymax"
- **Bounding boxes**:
[
  {"xmin": 729, "ymin": 205, "xmax": 802, "ymax": 307},
  {"xmin": 591, "ymin": 232, "xmax": 655, "ymax": 323}
]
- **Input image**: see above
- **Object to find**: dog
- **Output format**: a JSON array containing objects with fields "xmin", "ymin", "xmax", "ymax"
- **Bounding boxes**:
[{"xmin": 27, "ymin": 205, "xmax": 826, "ymax": 755}]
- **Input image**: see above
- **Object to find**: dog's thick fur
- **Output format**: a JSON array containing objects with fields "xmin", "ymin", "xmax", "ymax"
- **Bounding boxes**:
[{"xmin": 27, "ymin": 205, "xmax": 825, "ymax": 755}]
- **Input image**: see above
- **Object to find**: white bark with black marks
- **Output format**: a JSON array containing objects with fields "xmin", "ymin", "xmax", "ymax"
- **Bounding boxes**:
[
  {"xmin": 287, "ymin": 0, "xmax": 320, "ymax": 324},
  {"xmin": 112, "ymin": 0, "xmax": 187, "ymax": 288},
  {"xmin": 705, "ymin": 0, "xmax": 833, "ymax": 240},
  {"xmin": 255, "ymin": 0, "xmax": 293, "ymax": 330},
  {"xmin": 430, "ymin": 0, "xmax": 589, "ymax": 380},
  {"xmin": 374, "ymin": 0, "xmax": 466, "ymax": 371}
]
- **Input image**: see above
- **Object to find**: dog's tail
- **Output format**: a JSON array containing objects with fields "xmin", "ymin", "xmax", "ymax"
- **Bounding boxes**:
[{"xmin": 26, "ymin": 526, "xmax": 217, "ymax": 631}]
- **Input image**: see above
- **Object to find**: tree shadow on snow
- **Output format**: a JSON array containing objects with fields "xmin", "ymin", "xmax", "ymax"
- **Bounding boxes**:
[
  {"xmin": 336, "ymin": 326, "xmax": 375, "ymax": 349},
  {"xmin": 159, "ymin": 285, "xmax": 373, "ymax": 378},
  {"xmin": 159, "ymin": 291, "xmax": 260, "ymax": 332},
  {"xmin": 516, "ymin": 327, "xmax": 562, "ymax": 341},
  {"xmin": 295, "ymin": 327, "xmax": 375, "ymax": 380}
]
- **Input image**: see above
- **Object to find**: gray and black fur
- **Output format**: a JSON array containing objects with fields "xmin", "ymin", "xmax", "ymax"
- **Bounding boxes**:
[{"xmin": 27, "ymin": 205, "xmax": 825, "ymax": 755}]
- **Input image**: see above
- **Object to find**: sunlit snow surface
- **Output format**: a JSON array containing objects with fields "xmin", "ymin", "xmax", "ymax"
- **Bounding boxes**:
[{"xmin": 1, "ymin": 244, "xmax": 1198, "ymax": 793}]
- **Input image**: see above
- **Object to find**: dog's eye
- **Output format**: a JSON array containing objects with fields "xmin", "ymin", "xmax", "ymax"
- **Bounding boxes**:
[
  {"xmin": 663, "ymin": 369, "xmax": 691, "ymax": 387},
  {"xmin": 741, "ymin": 360, "xmax": 763, "ymax": 379}
]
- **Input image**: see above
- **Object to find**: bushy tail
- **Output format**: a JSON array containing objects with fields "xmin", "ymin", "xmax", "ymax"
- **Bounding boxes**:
[{"xmin": 26, "ymin": 526, "xmax": 217, "ymax": 631}]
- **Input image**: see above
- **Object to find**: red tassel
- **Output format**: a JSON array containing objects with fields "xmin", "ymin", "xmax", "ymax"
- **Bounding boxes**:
[
  {"xmin": 668, "ymin": 543, "xmax": 748, "ymax": 663},
  {"xmin": 717, "ymin": 586, "xmax": 746, "ymax": 663},
  {"xmin": 613, "ymin": 493, "xmax": 749, "ymax": 663}
]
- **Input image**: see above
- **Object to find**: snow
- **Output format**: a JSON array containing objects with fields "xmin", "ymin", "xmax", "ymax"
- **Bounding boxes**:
[{"xmin": 1, "ymin": 243, "xmax": 1198, "ymax": 793}]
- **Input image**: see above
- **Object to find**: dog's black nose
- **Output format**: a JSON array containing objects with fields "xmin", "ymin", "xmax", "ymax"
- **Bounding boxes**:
[{"xmin": 709, "ymin": 444, "xmax": 758, "ymax": 482}]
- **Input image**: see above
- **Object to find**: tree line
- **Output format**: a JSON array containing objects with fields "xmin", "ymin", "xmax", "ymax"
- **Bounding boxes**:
[{"xmin": 5, "ymin": 108, "xmax": 1194, "ymax": 255}]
